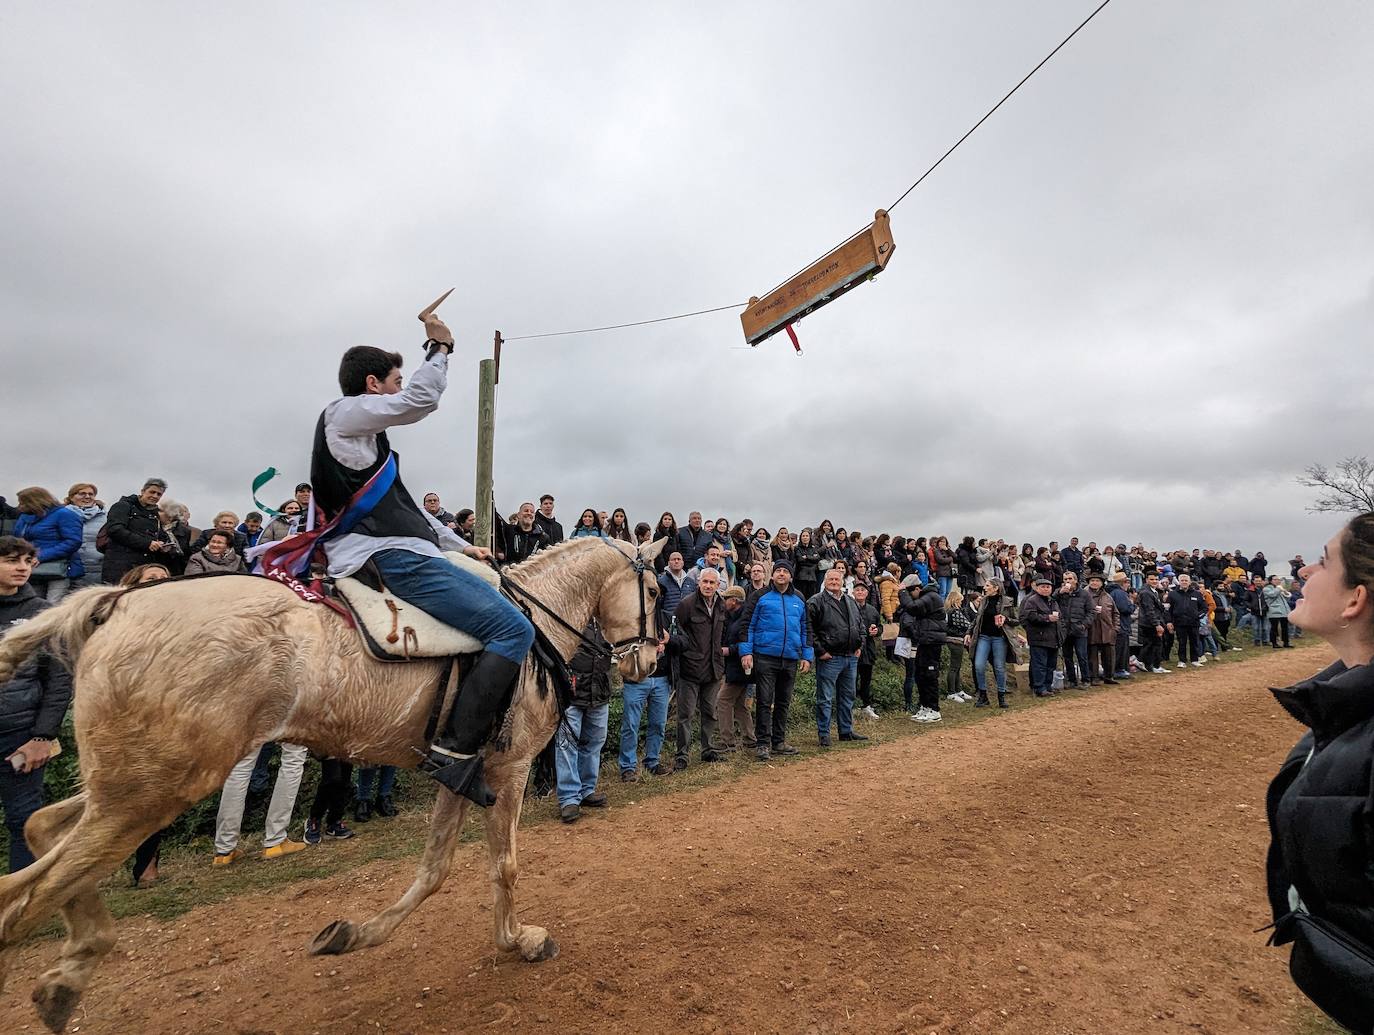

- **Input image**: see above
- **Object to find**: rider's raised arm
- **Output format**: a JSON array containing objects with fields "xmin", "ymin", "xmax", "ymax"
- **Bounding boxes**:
[{"xmin": 330, "ymin": 353, "xmax": 448, "ymax": 438}]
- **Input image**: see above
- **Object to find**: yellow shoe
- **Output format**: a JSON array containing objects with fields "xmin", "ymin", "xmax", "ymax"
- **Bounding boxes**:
[
  {"xmin": 212, "ymin": 848, "xmax": 242, "ymax": 867},
  {"xmin": 263, "ymin": 839, "xmax": 307, "ymax": 860}
]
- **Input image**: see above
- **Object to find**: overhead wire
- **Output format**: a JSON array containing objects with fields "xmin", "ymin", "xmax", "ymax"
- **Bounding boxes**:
[{"xmin": 503, "ymin": 0, "xmax": 1115, "ymax": 343}]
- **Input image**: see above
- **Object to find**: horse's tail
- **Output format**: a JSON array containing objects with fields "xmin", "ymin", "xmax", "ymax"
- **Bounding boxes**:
[{"xmin": 0, "ymin": 585, "xmax": 125, "ymax": 685}]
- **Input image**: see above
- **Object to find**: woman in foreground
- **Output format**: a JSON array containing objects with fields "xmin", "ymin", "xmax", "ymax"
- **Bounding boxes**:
[{"xmin": 1265, "ymin": 513, "xmax": 1374, "ymax": 1032}]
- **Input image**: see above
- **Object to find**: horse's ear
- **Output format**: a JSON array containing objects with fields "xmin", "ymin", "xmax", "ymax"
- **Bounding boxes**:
[
  {"xmin": 639, "ymin": 537, "xmax": 667, "ymax": 563},
  {"xmin": 609, "ymin": 539, "xmax": 637, "ymax": 561}
]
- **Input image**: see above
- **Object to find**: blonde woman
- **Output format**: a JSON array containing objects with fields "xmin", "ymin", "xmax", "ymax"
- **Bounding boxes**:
[{"xmin": 943, "ymin": 585, "xmax": 976, "ymax": 703}]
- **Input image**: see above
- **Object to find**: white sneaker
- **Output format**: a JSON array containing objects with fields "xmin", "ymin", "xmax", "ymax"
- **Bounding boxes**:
[
  {"xmin": 958, "ymin": 691, "xmax": 974, "ymax": 702},
  {"xmin": 917, "ymin": 708, "xmax": 942, "ymax": 723},
  {"xmin": 1192, "ymin": 660, "xmax": 1204, "ymax": 667},
  {"xmin": 1176, "ymin": 661, "xmax": 1186, "ymax": 668},
  {"xmin": 861, "ymin": 705, "xmax": 880, "ymax": 720},
  {"xmin": 1151, "ymin": 666, "xmax": 1169, "ymax": 674},
  {"xmin": 1198, "ymin": 656, "xmax": 1209, "ymax": 664},
  {"xmin": 1130, "ymin": 656, "xmax": 1141, "ymax": 668},
  {"xmin": 1231, "ymin": 647, "xmax": 1242, "ymax": 652}
]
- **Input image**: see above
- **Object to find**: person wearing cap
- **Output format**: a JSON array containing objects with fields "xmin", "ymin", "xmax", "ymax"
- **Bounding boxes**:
[
  {"xmin": 1084, "ymin": 573, "xmax": 1120, "ymax": 685},
  {"xmin": 1108, "ymin": 572, "xmax": 1136, "ymax": 678},
  {"xmin": 1019, "ymin": 576, "xmax": 1061, "ymax": 698},
  {"xmin": 1056, "ymin": 572, "xmax": 1094, "ymax": 689},
  {"xmin": 716, "ymin": 585, "xmax": 757, "ymax": 752},
  {"xmin": 738, "ymin": 559, "xmax": 813, "ymax": 761}
]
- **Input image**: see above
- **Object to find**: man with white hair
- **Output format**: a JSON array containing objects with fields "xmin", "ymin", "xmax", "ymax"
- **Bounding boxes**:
[{"xmin": 668, "ymin": 567, "xmax": 727, "ymax": 770}]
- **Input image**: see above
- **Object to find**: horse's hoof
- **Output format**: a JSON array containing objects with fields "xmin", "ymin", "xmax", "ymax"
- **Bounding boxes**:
[
  {"xmin": 309, "ymin": 919, "xmax": 357, "ymax": 956},
  {"xmin": 32, "ymin": 979, "xmax": 82, "ymax": 1034},
  {"xmin": 520, "ymin": 933, "xmax": 558, "ymax": 962}
]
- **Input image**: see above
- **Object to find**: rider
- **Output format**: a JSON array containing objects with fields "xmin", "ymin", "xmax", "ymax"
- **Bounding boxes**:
[{"xmin": 310, "ymin": 303, "xmax": 534, "ymax": 808}]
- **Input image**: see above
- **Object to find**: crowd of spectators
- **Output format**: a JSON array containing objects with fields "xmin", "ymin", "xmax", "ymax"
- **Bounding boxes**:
[{"xmin": 1, "ymin": 481, "xmax": 1307, "ymax": 846}]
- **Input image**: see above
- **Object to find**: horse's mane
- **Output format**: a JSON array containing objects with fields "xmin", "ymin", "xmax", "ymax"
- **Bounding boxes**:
[{"xmin": 504, "ymin": 535, "xmax": 629, "ymax": 580}]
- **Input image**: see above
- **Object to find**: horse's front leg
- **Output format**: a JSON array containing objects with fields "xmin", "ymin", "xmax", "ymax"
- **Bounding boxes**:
[
  {"xmin": 483, "ymin": 758, "xmax": 557, "ymax": 962},
  {"xmin": 310, "ymin": 784, "xmax": 470, "ymax": 956}
]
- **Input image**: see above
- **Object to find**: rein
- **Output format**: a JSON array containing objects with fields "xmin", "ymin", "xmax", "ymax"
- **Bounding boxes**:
[{"xmin": 498, "ymin": 545, "xmax": 655, "ymax": 664}]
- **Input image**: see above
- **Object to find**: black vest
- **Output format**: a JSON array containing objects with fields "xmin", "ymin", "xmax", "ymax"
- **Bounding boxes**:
[{"xmin": 310, "ymin": 409, "xmax": 439, "ymax": 546}]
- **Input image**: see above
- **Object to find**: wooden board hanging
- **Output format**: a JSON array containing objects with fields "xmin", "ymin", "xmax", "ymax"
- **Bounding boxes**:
[{"xmin": 741, "ymin": 210, "xmax": 895, "ymax": 346}]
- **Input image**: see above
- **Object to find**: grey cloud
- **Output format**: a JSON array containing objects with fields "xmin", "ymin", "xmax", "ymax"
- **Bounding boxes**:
[{"xmin": 3, "ymin": 1, "xmax": 1371, "ymax": 563}]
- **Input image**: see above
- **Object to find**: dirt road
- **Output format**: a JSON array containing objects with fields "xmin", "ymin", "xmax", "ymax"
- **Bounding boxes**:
[{"xmin": 5, "ymin": 648, "xmax": 1328, "ymax": 1034}]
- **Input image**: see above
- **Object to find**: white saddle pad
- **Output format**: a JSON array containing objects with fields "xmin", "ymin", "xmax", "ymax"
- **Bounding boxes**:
[{"xmin": 334, "ymin": 551, "xmax": 501, "ymax": 660}]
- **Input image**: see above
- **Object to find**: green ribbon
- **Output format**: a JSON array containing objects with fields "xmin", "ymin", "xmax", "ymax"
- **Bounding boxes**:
[{"xmin": 251, "ymin": 467, "xmax": 282, "ymax": 517}]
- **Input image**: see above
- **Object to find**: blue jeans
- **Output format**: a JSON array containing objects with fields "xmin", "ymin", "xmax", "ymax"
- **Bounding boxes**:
[
  {"xmin": 815, "ymin": 654, "xmax": 858, "ymax": 738},
  {"xmin": 973, "ymin": 634, "xmax": 1008, "ymax": 694},
  {"xmin": 937, "ymin": 576, "xmax": 953, "ymax": 597},
  {"xmin": 356, "ymin": 765, "xmax": 397, "ymax": 800},
  {"xmin": 1, "ymin": 734, "xmax": 45, "ymax": 872},
  {"xmin": 619, "ymin": 675, "xmax": 671, "ymax": 773},
  {"xmin": 372, "ymin": 549, "xmax": 534, "ymax": 663},
  {"xmin": 1029, "ymin": 644, "xmax": 1056, "ymax": 693},
  {"xmin": 556, "ymin": 702, "xmax": 609, "ymax": 807}
]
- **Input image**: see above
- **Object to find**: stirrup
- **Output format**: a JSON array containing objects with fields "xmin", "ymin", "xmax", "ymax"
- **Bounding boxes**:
[{"xmin": 420, "ymin": 747, "xmax": 497, "ymax": 808}]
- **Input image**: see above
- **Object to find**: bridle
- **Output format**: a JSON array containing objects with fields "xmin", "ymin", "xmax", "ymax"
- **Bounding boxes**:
[{"xmin": 498, "ymin": 544, "xmax": 657, "ymax": 672}]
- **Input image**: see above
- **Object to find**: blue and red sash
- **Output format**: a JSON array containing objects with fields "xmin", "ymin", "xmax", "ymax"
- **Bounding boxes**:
[{"xmin": 248, "ymin": 453, "xmax": 397, "ymax": 579}]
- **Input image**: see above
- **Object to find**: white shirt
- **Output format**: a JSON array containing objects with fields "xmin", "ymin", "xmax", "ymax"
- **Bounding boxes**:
[{"xmin": 320, "ymin": 352, "xmax": 470, "ymax": 577}]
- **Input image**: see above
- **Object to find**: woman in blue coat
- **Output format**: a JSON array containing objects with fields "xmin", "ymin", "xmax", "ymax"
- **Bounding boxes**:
[{"xmin": 12, "ymin": 486, "xmax": 84, "ymax": 602}]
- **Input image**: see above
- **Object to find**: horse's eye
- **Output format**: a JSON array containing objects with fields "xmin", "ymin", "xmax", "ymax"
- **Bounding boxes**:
[{"xmin": 647, "ymin": 587, "xmax": 659, "ymax": 598}]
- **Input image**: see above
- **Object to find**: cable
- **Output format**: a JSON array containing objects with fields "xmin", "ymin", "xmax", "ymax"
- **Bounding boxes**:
[
  {"xmin": 887, "ymin": 0, "xmax": 1114, "ymax": 211},
  {"xmin": 502, "ymin": 301, "xmax": 748, "ymax": 341},
  {"xmin": 505, "ymin": 0, "xmax": 1115, "ymax": 342}
]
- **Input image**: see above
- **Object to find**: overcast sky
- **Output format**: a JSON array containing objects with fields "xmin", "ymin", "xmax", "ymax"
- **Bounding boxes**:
[{"xmin": 3, "ymin": 1, "xmax": 1370, "ymax": 560}]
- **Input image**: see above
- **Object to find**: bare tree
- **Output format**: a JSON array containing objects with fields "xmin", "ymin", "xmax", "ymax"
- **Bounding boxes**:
[{"xmin": 1297, "ymin": 456, "xmax": 1374, "ymax": 513}]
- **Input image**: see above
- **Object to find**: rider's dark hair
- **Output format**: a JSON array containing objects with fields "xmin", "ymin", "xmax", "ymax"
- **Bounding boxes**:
[
  {"xmin": 339, "ymin": 346, "xmax": 404, "ymax": 396},
  {"xmin": 0, "ymin": 535, "xmax": 37, "ymax": 561}
]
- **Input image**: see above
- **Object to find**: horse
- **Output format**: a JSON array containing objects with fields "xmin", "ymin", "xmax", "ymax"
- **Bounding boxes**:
[{"xmin": 0, "ymin": 535, "xmax": 666, "ymax": 1032}]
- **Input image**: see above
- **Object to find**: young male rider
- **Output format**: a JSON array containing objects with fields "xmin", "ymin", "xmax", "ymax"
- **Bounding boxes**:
[{"xmin": 309, "ymin": 303, "xmax": 534, "ymax": 808}]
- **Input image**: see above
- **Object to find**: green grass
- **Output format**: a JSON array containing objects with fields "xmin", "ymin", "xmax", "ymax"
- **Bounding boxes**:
[{"xmin": 16, "ymin": 634, "xmax": 1318, "ymax": 936}]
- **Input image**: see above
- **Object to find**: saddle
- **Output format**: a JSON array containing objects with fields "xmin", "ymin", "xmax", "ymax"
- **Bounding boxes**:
[{"xmin": 333, "ymin": 551, "xmax": 500, "ymax": 662}]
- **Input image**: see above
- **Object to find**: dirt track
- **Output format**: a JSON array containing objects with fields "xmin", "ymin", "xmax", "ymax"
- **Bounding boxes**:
[{"xmin": 6, "ymin": 648, "xmax": 1328, "ymax": 1034}]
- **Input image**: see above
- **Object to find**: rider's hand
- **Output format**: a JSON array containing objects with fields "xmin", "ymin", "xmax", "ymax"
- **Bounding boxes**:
[
  {"xmin": 423, "ymin": 313, "xmax": 455, "ymax": 346},
  {"xmin": 464, "ymin": 546, "xmax": 493, "ymax": 562}
]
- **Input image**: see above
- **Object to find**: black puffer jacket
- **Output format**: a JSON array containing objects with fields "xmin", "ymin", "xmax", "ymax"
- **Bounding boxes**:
[
  {"xmin": 1266, "ymin": 659, "xmax": 1374, "ymax": 1031},
  {"xmin": 101, "ymin": 493, "xmax": 165, "ymax": 583},
  {"xmin": 567, "ymin": 620, "xmax": 612, "ymax": 708},
  {"xmin": 1166, "ymin": 585, "xmax": 1206, "ymax": 627},
  {"xmin": 897, "ymin": 585, "xmax": 946, "ymax": 645},
  {"xmin": 1056, "ymin": 587, "xmax": 1093, "ymax": 637},
  {"xmin": 1137, "ymin": 585, "xmax": 1168, "ymax": 629},
  {"xmin": 0, "ymin": 585, "xmax": 74, "ymax": 741}
]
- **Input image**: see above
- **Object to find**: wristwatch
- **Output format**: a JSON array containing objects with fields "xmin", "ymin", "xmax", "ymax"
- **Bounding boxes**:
[{"xmin": 423, "ymin": 338, "xmax": 453, "ymax": 360}]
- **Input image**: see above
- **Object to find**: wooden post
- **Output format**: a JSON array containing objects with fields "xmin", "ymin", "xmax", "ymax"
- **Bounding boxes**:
[{"xmin": 472, "ymin": 332, "xmax": 500, "ymax": 550}]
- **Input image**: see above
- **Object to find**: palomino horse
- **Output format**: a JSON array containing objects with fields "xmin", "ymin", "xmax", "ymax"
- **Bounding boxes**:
[{"xmin": 0, "ymin": 536, "xmax": 666, "ymax": 1032}]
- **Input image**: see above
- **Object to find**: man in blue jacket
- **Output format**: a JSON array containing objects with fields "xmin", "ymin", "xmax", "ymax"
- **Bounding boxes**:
[{"xmin": 738, "ymin": 559, "xmax": 813, "ymax": 762}]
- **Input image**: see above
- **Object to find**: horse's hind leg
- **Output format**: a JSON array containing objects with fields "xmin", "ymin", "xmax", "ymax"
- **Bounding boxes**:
[
  {"xmin": 311, "ymin": 785, "xmax": 472, "ymax": 956},
  {"xmin": 0, "ymin": 795, "xmax": 86, "ymax": 996},
  {"xmin": 21, "ymin": 794, "xmax": 125, "ymax": 1031},
  {"xmin": 484, "ymin": 759, "xmax": 556, "ymax": 962},
  {"xmin": 0, "ymin": 806, "xmax": 154, "ymax": 1033}
]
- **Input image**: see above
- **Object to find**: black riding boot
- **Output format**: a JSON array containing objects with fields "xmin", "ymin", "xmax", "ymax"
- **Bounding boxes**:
[
  {"xmin": 421, "ymin": 652, "xmax": 522, "ymax": 808},
  {"xmin": 997, "ymin": 691, "xmax": 1008, "ymax": 709}
]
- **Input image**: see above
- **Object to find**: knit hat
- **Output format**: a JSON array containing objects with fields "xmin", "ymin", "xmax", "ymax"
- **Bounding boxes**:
[
  {"xmin": 722, "ymin": 586, "xmax": 746, "ymax": 601},
  {"xmin": 772, "ymin": 558, "xmax": 794, "ymax": 573}
]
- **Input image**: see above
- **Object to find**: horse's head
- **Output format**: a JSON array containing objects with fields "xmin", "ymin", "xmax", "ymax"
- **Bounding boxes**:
[{"xmin": 599, "ymin": 537, "xmax": 667, "ymax": 684}]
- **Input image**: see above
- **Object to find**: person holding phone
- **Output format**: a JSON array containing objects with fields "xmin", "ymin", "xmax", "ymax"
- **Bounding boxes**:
[{"xmin": 0, "ymin": 535, "xmax": 74, "ymax": 873}]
